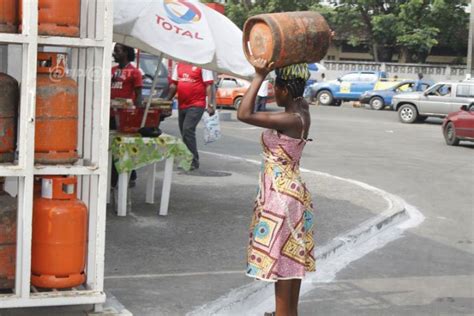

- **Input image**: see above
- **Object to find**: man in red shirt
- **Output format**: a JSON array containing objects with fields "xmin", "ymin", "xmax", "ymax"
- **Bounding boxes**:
[
  {"xmin": 111, "ymin": 44, "xmax": 143, "ymax": 187},
  {"xmin": 111, "ymin": 44, "xmax": 143, "ymax": 107},
  {"xmin": 168, "ymin": 63, "xmax": 215, "ymax": 170}
]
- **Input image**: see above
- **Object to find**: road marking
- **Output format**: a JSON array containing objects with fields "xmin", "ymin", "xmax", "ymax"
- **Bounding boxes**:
[
  {"xmin": 188, "ymin": 151, "xmax": 425, "ymax": 316},
  {"xmin": 200, "ymin": 151, "xmax": 261, "ymax": 166},
  {"xmin": 223, "ymin": 126, "xmax": 261, "ymax": 130},
  {"xmin": 105, "ymin": 270, "xmax": 244, "ymax": 280}
]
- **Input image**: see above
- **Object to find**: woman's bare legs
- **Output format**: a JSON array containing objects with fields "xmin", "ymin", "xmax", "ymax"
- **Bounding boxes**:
[
  {"xmin": 290, "ymin": 279, "xmax": 302, "ymax": 315},
  {"xmin": 275, "ymin": 280, "xmax": 292, "ymax": 316},
  {"xmin": 274, "ymin": 279, "xmax": 302, "ymax": 316}
]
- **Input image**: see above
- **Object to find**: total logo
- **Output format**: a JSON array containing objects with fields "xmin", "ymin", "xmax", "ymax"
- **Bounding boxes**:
[
  {"xmin": 164, "ymin": 0, "xmax": 201, "ymax": 24},
  {"xmin": 156, "ymin": 0, "xmax": 204, "ymax": 40}
]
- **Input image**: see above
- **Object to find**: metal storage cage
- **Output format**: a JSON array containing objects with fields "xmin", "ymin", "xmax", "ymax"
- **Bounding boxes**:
[{"xmin": 0, "ymin": 0, "xmax": 113, "ymax": 309}]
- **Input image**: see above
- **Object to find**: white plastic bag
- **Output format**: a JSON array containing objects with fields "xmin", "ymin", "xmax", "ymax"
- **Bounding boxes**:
[{"xmin": 202, "ymin": 110, "xmax": 221, "ymax": 144}]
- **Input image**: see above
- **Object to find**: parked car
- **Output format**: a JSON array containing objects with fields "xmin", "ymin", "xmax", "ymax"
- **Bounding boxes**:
[
  {"xmin": 215, "ymin": 75, "xmax": 249, "ymax": 108},
  {"xmin": 139, "ymin": 52, "xmax": 170, "ymax": 99},
  {"xmin": 137, "ymin": 53, "xmax": 172, "ymax": 119},
  {"xmin": 310, "ymin": 71, "xmax": 388, "ymax": 106},
  {"xmin": 216, "ymin": 75, "xmax": 274, "ymax": 109},
  {"xmin": 359, "ymin": 80, "xmax": 431, "ymax": 110},
  {"xmin": 442, "ymin": 103, "xmax": 474, "ymax": 145},
  {"xmin": 392, "ymin": 80, "xmax": 474, "ymax": 123}
]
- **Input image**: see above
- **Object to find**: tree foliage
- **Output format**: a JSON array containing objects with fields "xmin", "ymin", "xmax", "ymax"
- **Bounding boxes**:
[
  {"xmin": 225, "ymin": 0, "xmax": 314, "ymax": 28},
  {"xmin": 223, "ymin": 0, "xmax": 469, "ymax": 63}
]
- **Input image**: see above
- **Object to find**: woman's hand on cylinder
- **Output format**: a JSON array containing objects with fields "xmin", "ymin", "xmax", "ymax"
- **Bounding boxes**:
[{"xmin": 252, "ymin": 58, "xmax": 274, "ymax": 78}]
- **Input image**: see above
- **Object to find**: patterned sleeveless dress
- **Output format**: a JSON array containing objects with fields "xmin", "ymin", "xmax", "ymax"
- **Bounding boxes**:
[{"xmin": 246, "ymin": 118, "xmax": 315, "ymax": 282}]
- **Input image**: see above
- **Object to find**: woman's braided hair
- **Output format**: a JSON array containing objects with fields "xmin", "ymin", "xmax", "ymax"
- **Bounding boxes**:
[
  {"xmin": 275, "ymin": 77, "xmax": 306, "ymax": 98},
  {"xmin": 275, "ymin": 63, "xmax": 311, "ymax": 99}
]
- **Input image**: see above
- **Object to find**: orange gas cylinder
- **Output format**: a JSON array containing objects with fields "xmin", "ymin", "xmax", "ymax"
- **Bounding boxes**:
[
  {"xmin": 0, "ymin": 190, "xmax": 17, "ymax": 290},
  {"xmin": 0, "ymin": 0, "xmax": 18, "ymax": 33},
  {"xmin": 243, "ymin": 11, "xmax": 331, "ymax": 68},
  {"xmin": 0, "ymin": 72, "xmax": 19, "ymax": 163},
  {"xmin": 31, "ymin": 176, "xmax": 87, "ymax": 289},
  {"xmin": 19, "ymin": 0, "xmax": 80, "ymax": 37},
  {"xmin": 35, "ymin": 52, "xmax": 78, "ymax": 164}
]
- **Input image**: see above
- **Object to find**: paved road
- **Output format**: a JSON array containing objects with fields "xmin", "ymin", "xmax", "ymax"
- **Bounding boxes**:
[
  {"xmin": 208, "ymin": 103, "xmax": 473, "ymax": 251},
  {"xmin": 2, "ymin": 103, "xmax": 472, "ymax": 316},
  {"xmin": 162, "ymin": 103, "xmax": 473, "ymax": 315},
  {"xmin": 220, "ymin": 102, "xmax": 473, "ymax": 316},
  {"xmin": 295, "ymin": 104, "xmax": 474, "ymax": 315},
  {"xmin": 185, "ymin": 102, "xmax": 474, "ymax": 315},
  {"xmin": 1, "ymin": 103, "xmax": 392, "ymax": 316},
  {"xmin": 154, "ymin": 103, "xmax": 473, "ymax": 315}
]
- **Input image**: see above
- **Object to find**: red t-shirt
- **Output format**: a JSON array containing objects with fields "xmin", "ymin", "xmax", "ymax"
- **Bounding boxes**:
[
  {"xmin": 111, "ymin": 63, "xmax": 143, "ymax": 104},
  {"xmin": 171, "ymin": 63, "xmax": 214, "ymax": 110}
]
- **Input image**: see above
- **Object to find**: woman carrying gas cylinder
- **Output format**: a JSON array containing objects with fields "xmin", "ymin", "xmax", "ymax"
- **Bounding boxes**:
[{"xmin": 237, "ymin": 60, "xmax": 315, "ymax": 316}]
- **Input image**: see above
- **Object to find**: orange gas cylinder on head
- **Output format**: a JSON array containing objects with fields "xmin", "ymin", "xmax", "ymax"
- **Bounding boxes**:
[
  {"xmin": 0, "ymin": 0, "xmax": 18, "ymax": 33},
  {"xmin": 19, "ymin": 0, "xmax": 80, "ymax": 37},
  {"xmin": 243, "ymin": 11, "xmax": 331, "ymax": 68},
  {"xmin": 35, "ymin": 52, "xmax": 78, "ymax": 164},
  {"xmin": 32, "ymin": 176, "xmax": 87, "ymax": 289}
]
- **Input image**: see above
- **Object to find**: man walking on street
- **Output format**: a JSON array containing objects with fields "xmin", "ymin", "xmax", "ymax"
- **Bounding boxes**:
[{"xmin": 168, "ymin": 63, "xmax": 214, "ymax": 170}]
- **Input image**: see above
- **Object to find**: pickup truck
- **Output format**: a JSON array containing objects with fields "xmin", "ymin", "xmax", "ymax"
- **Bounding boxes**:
[
  {"xmin": 309, "ymin": 71, "xmax": 388, "ymax": 106},
  {"xmin": 393, "ymin": 80, "xmax": 474, "ymax": 123}
]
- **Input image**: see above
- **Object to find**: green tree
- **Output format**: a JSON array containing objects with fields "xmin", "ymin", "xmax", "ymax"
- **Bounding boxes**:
[
  {"xmin": 396, "ymin": 0, "xmax": 439, "ymax": 62},
  {"xmin": 225, "ymin": 0, "xmax": 314, "ymax": 29},
  {"xmin": 429, "ymin": 0, "xmax": 470, "ymax": 60},
  {"xmin": 327, "ymin": 0, "xmax": 468, "ymax": 62}
]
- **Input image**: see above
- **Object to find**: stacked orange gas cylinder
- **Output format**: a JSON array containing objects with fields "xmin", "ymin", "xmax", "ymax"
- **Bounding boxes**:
[
  {"xmin": 0, "ymin": 186, "xmax": 17, "ymax": 290},
  {"xmin": 35, "ymin": 52, "xmax": 79, "ymax": 164},
  {"xmin": 0, "ymin": 0, "xmax": 88, "ymax": 290},
  {"xmin": 32, "ymin": 52, "xmax": 84, "ymax": 288},
  {"xmin": 19, "ymin": 0, "xmax": 81, "ymax": 36},
  {"xmin": 0, "ymin": 0, "xmax": 19, "ymax": 292},
  {"xmin": 0, "ymin": 73, "xmax": 19, "ymax": 163},
  {"xmin": 32, "ymin": 176, "xmax": 87, "ymax": 288},
  {"xmin": 2, "ymin": 0, "xmax": 81, "ymax": 36},
  {"xmin": 0, "ymin": 0, "xmax": 18, "ymax": 33}
]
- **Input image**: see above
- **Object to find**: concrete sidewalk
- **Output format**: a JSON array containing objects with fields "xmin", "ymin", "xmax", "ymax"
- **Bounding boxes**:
[{"xmin": 1, "ymin": 147, "xmax": 404, "ymax": 316}]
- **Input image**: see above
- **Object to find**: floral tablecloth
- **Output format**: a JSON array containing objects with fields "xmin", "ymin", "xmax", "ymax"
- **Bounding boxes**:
[{"xmin": 110, "ymin": 133, "xmax": 192, "ymax": 173}]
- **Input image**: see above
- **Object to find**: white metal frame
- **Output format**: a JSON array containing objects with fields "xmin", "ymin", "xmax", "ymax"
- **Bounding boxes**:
[{"xmin": 0, "ymin": 0, "xmax": 113, "ymax": 309}]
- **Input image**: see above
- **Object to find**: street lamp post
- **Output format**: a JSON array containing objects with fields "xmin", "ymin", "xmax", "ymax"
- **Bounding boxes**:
[{"xmin": 468, "ymin": 0, "xmax": 474, "ymax": 78}]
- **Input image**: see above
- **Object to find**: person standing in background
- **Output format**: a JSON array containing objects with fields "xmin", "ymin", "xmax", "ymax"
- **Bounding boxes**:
[
  {"xmin": 415, "ymin": 73, "xmax": 425, "ymax": 91},
  {"xmin": 111, "ymin": 44, "xmax": 143, "ymax": 107},
  {"xmin": 110, "ymin": 43, "xmax": 143, "ymax": 187},
  {"xmin": 255, "ymin": 78, "xmax": 269, "ymax": 112},
  {"xmin": 167, "ymin": 63, "xmax": 215, "ymax": 170}
]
